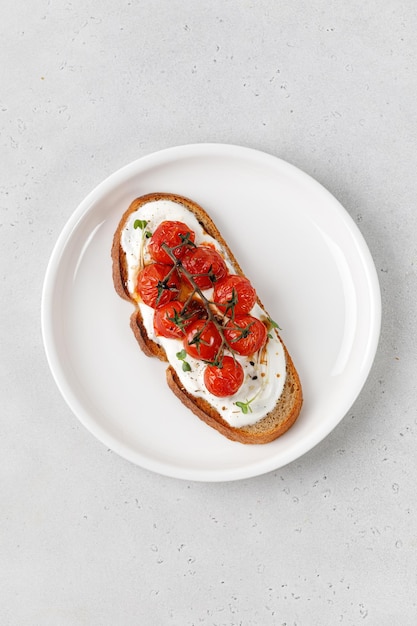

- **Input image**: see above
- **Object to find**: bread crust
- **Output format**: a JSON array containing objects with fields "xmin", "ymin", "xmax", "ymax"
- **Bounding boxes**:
[{"xmin": 112, "ymin": 192, "xmax": 303, "ymax": 444}]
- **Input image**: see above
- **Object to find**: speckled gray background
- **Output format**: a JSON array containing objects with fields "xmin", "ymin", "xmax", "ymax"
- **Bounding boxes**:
[{"xmin": 2, "ymin": 1, "xmax": 416, "ymax": 624}]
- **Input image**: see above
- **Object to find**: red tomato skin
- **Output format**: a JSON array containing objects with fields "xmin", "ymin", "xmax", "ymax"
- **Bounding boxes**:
[
  {"xmin": 136, "ymin": 263, "xmax": 180, "ymax": 308},
  {"xmin": 183, "ymin": 319, "xmax": 222, "ymax": 362},
  {"xmin": 181, "ymin": 246, "xmax": 228, "ymax": 290},
  {"xmin": 224, "ymin": 314, "xmax": 267, "ymax": 356},
  {"xmin": 203, "ymin": 356, "xmax": 244, "ymax": 397},
  {"xmin": 148, "ymin": 221, "xmax": 195, "ymax": 264},
  {"xmin": 153, "ymin": 299, "xmax": 208, "ymax": 338},
  {"xmin": 153, "ymin": 301, "xmax": 185, "ymax": 339},
  {"xmin": 213, "ymin": 275, "xmax": 257, "ymax": 316}
]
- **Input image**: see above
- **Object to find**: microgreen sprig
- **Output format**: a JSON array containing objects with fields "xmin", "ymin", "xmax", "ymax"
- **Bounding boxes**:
[
  {"xmin": 234, "ymin": 382, "xmax": 264, "ymax": 414},
  {"xmin": 267, "ymin": 317, "xmax": 282, "ymax": 330},
  {"xmin": 134, "ymin": 219, "xmax": 152, "ymax": 269},
  {"xmin": 176, "ymin": 349, "xmax": 191, "ymax": 372},
  {"xmin": 234, "ymin": 400, "xmax": 253, "ymax": 415},
  {"xmin": 133, "ymin": 219, "xmax": 152, "ymax": 238},
  {"xmin": 266, "ymin": 317, "xmax": 282, "ymax": 339}
]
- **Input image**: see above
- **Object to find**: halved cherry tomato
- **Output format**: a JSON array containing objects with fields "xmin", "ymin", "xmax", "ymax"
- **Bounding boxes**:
[
  {"xmin": 136, "ymin": 263, "xmax": 180, "ymax": 308},
  {"xmin": 183, "ymin": 319, "xmax": 222, "ymax": 362},
  {"xmin": 213, "ymin": 275, "xmax": 257, "ymax": 316},
  {"xmin": 153, "ymin": 301, "xmax": 185, "ymax": 339},
  {"xmin": 148, "ymin": 221, "xmax": 195, "ymax": 264},
  {"xmin": 181, "ymin": 246, "xmax": 228, "ymax": 290},
  {"xmin": 203, "ymin": 356, "xmax": 244, "ymax": 397},
  {"xmin": 224, "ymin": 314, "xmax": 267, "ymax": 356}
]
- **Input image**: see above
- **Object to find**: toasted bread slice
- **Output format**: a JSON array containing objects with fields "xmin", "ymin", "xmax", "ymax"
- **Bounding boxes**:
[{"xmin": 112, "ymin": 193, "xmax": 302, "ymax": 444}]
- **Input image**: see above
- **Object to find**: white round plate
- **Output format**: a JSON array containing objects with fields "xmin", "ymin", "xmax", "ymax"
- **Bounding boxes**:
[{"xmin": 41, "ymin": 144, "xmax": 381, "ymax": 482}]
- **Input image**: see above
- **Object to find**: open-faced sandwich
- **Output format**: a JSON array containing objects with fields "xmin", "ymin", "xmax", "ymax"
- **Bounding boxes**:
[{"xmin": 112, "ymin": 193, "xmax": 302, "ymax": 444}]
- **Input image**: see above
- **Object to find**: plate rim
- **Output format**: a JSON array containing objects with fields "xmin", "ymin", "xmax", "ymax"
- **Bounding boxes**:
[{"xmin": 41, "ymin": 142, "xmax": 382, "ymax": 482}]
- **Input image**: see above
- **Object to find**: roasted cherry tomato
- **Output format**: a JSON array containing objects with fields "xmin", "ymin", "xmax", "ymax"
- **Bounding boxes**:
[
  {"xmin": 136, "ymin": 263, "xmax": 180, "ymax": 308},
  {"xmin": 183, "ymin": 319, "xmax": 222, "ymax": 362},
  {"xmin": 153, "ymin": 299, "xmax": 207, "ymax": 338},
  {"xmin": 181, "ymin": 246, "xmax": 228, "ymax": 290},
  {"xmin": 203, "ymin": 356, "xmax": 244, "ymax": 397},
  {"xmin": 213, "ymin": 275, "xmax": 257, "ymax": 316},
  {"xmin": 153, "ymin": 301, "xmax": 185, "ymax": 339},
  {"xmin": 224, "ymin": 314, "xmax": 267, "ymax": 356},
  {"xmin": 148, "ymin": 221, "xmax": 195, "ymax": 264}
]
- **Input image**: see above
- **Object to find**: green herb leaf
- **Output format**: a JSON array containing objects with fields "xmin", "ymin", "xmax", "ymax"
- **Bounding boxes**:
[
  {"xmin": 268, "ymin": 317, "xmax": 282, "ymax": 330},
  {"xmin": 267, "ymin": 332, "xmax": 273, "ymax": 339},
  {"xmin": 235, "ymin": 401, "xmax": 249, "ymax": 415},
  {"xmin": 145, "ymin": 231, "xmax": 152, "ymax": 238},
  {"xmin": 176, "ymin": 349, "xmax": 191, "ymax": 371},
  {"xmin": 133, "ymin": 219, "xmax": 148, "ymax": 230}
]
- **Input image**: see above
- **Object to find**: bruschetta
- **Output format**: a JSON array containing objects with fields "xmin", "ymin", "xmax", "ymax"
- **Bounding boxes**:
[{"xmin": 112, "ymin": 193, "xmax": 302, "ymax": 444}]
